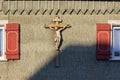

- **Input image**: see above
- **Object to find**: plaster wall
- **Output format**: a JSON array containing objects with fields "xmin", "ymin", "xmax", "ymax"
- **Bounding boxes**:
[
  {"xmin": 0, "ymin": 15, "xmax": 119, "ymax": 80},
  {"xmin": 0, "ymin": 1, "xmax": 120, "ymax": 80}
]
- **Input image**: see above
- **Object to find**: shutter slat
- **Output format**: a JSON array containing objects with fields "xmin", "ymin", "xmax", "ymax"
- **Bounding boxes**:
[
  {"xmin": 6, "ymin": 23, "xmax": 20, "ymax": 60},
  {"xmin": 96, "ymin": 23, "xmax": 110, "ymax": 60}
]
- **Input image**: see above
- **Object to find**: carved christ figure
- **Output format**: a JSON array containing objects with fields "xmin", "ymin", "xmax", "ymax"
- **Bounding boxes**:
[
  {"xmin": 50, "ymin": 26, "xmax": 67, "ymax": 50},
  {"xmin": 45, "ymin": 16, "xmax": 71, "ymax": 50}
]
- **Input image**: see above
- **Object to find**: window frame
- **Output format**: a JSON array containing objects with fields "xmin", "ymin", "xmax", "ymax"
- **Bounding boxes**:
[
  {"xmin": 0, "ymin": 20, "xmax": 8, "ymax": 61},
  {"xmin": 108, "ymin": 20, "xmax": 120, "ymax": 60},
  {"xmin": 0, "ymin": 27, "xmax": 6, "ymax": 60}
]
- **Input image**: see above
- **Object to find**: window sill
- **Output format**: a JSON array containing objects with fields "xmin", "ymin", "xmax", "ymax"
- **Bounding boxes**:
[
  {"xmin": 109, "ymin": 58, "xmax": 120, "ymax": 61},
  {"xmin": 0, "ymin": 57, "xmax": 7, "ymax": 61}
]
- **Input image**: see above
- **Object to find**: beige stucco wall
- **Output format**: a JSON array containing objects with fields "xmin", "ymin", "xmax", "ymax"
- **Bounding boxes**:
[
  {"xmin": 2, "ymin": 1, "xmax": 120, "ymax": 15},
  {"xmin": 0, "ymin": 1, "xmax": 120, "ymax": 80},
  {"xmin": 0, "ymin": 15, "xmax": 119, "ymax": 80}
]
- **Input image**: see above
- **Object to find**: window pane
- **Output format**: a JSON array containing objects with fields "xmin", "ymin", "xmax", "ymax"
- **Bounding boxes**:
[{"xmin": 113, "ymin": 28, "xmax": 120, "ymax": 56}]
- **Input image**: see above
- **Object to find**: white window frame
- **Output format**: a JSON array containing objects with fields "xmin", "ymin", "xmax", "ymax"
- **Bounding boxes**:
[
  {"xmin": 0, "ymin": 20, "xmax": 8, "ymax": 61},
  {"xmin": 0, "ymin": 27, "xmax": 5, "ymax": 60},
  {"xmin": 108, "ymin": 20, "xmax": 120, "ymax": 60}
]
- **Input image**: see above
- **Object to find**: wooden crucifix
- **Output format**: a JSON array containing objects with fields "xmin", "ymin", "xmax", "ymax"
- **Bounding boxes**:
[{"xmin": 44, "ymin": 16, "xmax": 71, "ymax": 67}]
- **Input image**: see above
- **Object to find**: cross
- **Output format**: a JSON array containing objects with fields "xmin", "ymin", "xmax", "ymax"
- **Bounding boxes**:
[{"xmin": 45, "ymin": 16, "xmax": 71, "ymax": 67}]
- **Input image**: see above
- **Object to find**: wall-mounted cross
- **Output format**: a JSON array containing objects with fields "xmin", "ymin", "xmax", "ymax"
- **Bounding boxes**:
[{"xmin": 45, "ymin": 16, "xmax": 71, "ymax": 67}]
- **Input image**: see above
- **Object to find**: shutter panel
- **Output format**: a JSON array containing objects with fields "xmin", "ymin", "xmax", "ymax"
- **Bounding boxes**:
[
  {"xmin": 6, "ymin": 23, "xmax": 20, "ymax": 60},
  {"xmin": 96, "ymin": 23, "xmax": 111, "ymax": 60}
]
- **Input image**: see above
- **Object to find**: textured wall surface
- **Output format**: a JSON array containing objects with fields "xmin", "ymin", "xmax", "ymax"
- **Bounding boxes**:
[
  {"xmin": 0, "ymin": 1, "xmax": 120, "ymax": 80},
  {"xmin": 2, "ymin": 1, "xmax": 120, "ymax": 15},
  {"xmin": 0, "ymin": 15, "xmax": 119, "ymax": 80}
]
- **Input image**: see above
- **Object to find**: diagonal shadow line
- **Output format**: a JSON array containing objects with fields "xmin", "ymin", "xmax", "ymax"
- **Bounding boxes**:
[
  {"xmin": 27, "ymin": 43, "xmax": 120, "ymax": 80},
  {"xmin": 28, "ymin": 44, "xmax": 96, "ymax": 80}
]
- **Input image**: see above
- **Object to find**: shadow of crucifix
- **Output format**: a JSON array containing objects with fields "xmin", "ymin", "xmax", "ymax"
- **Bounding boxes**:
[{"xmin": 44, "ymin": 16, "xmax": 71, "ymax": 67}]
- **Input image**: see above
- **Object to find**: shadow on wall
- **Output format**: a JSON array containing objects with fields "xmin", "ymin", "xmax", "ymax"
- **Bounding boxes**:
[
  {"xmin": 28, "ymin": 45, "xmax": 96, "ymax": 80},
  {"xmin": 28, "ymin": 44, "xmax": 120, "ymax": 80}
]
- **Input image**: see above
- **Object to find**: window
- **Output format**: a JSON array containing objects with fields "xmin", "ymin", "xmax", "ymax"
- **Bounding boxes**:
[
  {"xmin": 112, "ymin": 26, "xmax": 120, "ymax": 60},
  {"xmin": 109, "ymin": 20, "xmax": 120, "ymax": 60},
  {"xmin": 0, "ymin": 20, "xmax": 20, "ymax": 61},
  {"xmin": 0, "ymin": 26, "xmax": 6, "ymax": 61},
  {"xmin": 96, "ymin": 20, "xmax": 120, "ymax": 60}
]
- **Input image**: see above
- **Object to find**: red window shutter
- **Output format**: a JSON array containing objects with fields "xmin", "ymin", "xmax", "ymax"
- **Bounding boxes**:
[
  {"xmin": 96, "ymin": 23, "xmax": 110, "ymax": 60},
  {"xmin": 6, "ymin": 23, "xmax": 20, "ymax": 60}
]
